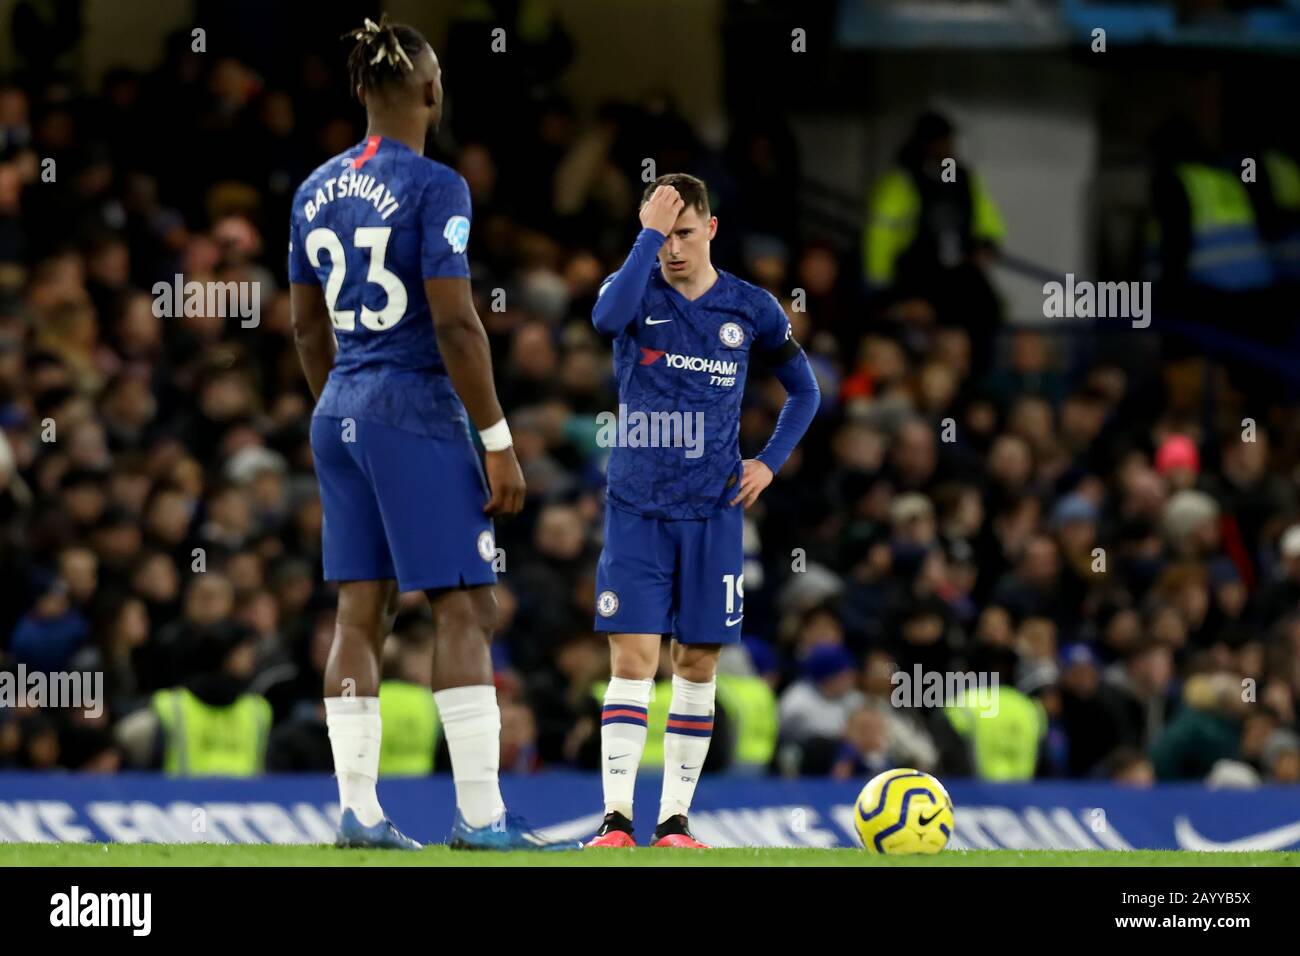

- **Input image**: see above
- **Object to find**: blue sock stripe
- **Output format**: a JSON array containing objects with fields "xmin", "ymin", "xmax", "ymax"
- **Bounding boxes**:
[
  {"xmin": 665, "ymin": 713, "xmax": 713, "ymax": 737},
  {"xmin": 601, "ymin": 704, "xmax": 649, "ymax": 727}
]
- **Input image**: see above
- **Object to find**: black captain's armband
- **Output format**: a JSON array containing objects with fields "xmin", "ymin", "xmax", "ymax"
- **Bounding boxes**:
[{"xmin": 768, "ymin": 336, "xmax": 802, "ymax": 364}]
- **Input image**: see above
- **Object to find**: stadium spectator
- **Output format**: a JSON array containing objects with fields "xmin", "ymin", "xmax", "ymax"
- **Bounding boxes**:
[
  {"xmin": 1104, "ymin": 639, "xmax": 1177, "ymax": 751},
  {"xmin": 115, "ymin": 620, "xmax": 271, "ymax": 776},
  {"xmin": 944, "ymin": 642, "xmax": 1044, "ymax": 782},
  {"xmin": 1149, "ymin": 671, "xmax": 1247, "ymax": 781},
  {"xmin": 1102, "ymin": 747, "xmax": 1157, "ymax": 787},
  {"xmin": 863, "ymin": 111, "xmax": 1005, "ymax": 377},
  {"xmin": 1056, "ymin": 644, "xmax": 1129, "ymax": 777},
  {"xmin": 857, "ymin": 648, "xmax": 940, "ymax": 772},
  {"xmin": 1262, "ymin": 730, "xmax": 1300, "ymax": 783},
  {"xmin": 830, "ymin": 707, "xmax": 896, "ymax": 780},
  {"xmin": 1252, "ymin": 524, "xmax": 1300, "ymax": 629},
  {"xmin": 777, "ymin": 645, "xmax": 866, "ymax": 772}
]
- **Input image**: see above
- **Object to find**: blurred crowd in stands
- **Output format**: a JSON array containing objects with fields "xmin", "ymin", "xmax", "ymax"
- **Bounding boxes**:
[{"xmin": 2, "ymin": 7, "xmax": 1300, "ymax": 787}]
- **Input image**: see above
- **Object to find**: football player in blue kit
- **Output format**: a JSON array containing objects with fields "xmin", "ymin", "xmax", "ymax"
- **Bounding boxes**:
[
  {"xmin": 289, "ymin": 17, "xmax": 570, "ymax": 851},
  {"xmin": 586, "ymin": 175, "xmax": 821, "ymax": 847}
]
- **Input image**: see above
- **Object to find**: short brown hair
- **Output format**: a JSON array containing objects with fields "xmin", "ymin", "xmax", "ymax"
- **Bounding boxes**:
[{"xmin": 641, "ymin": 173, "xmax": 710, "ymax": 218}]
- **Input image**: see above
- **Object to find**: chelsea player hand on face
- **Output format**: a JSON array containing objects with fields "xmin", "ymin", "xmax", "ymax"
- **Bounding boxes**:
[{"xmin": 585, "ymin": 174, "xmax": 820, "ymax": 849}]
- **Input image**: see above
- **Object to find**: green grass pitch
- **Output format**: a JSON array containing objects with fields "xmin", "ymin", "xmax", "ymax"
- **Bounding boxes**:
[{"xmin": 3, "ymin": 844, "xmax": 1298, "ymax": 867}]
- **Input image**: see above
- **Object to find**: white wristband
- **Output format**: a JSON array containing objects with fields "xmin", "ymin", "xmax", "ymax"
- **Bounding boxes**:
[{"xmin": 479, "ymin": 418, "xmax": 513, "ymax": 452}]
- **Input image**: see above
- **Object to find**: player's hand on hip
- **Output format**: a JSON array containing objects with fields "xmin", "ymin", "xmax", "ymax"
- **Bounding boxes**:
[
  {"xmin": 639, "ymin": 185, "xmax": 684, "ymax": 237},
  {"xmin": 729, "ymin": 459, "xmax": 774, "ymax": 510},
  {"xmin": 484, "ymin": 447, "xmax": 526, "ymax": 517}
]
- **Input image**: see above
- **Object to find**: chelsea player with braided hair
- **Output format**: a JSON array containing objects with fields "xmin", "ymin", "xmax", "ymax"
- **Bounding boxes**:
[
  {"xmin": 289, "ymin": 17, "xmax": 571, "ymax": 851},
  {"xmin": 586, "ymin": 175, "xmax": 821, "ymax": 848}
]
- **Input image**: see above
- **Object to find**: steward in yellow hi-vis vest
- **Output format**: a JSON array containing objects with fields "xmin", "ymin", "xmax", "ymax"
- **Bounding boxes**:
[
  {"xmin": 945, "ymin": 683, "xmax": 1045, "ymax": 782},
  {"xmin": 152, "ymin": 687, "xmax": 272, "ymax": 777},
  {"xmin": 864, "ymin": 159, "xmax": 1005, "ymax": 290},
  {"xmin": 1170, "ymin": 163, "xmax": 1272, "ymax": 291},
  {"xmin": 1149, "ymin": 120, "xmax": 1273, "ymax": 294},
  {"xmin": 715, "ymin": 673, "xmax": 777, "ymax": 770},
  {"xmin": 1257, "ymin": 147, "xmax": 1300, "ymax": 283},
  {"xmin": 378, "ymin": 679, "xmax": 440, "ymax": 776},
  {"xmin": 863, "ymin": 111, "xmax": 1005, "ymax": 376}
]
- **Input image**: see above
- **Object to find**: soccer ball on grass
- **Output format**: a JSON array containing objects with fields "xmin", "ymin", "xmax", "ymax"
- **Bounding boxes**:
[{"xmin": 852, "ymin": 768, "xmax": 954, "ymax": 854}]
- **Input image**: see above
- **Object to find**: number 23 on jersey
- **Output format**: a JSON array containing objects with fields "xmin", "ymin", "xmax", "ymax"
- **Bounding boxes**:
[{"xmin": 305, "ymin": 226, "xmax": 407, "ymax": 332}]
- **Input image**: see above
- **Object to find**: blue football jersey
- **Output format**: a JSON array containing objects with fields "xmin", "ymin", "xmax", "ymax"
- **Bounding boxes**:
[
  {"xmin": 598, "ymin": 260, "xmax": 793, "ymax": 520},
  {"xmin": 288, "ymin": 135, "xmax": 472, "ymax": 439}
]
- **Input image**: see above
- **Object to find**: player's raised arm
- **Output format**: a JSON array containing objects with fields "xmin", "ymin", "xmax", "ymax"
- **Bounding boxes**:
[
  {"xmin": 591, "ymin": 184, "xmax": 684, "ymax": 336},
  {"xmin": 424, "ymin": 276, "xmax": 525, "ymax": 516}
]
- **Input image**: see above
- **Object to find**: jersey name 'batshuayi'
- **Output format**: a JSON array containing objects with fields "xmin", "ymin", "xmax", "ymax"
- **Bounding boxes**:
[
  {"xmin": 288, "ymin": 135, "xmax": 471, "ymax": 440},
  {"xmin": 602, "ymin": 266, "xmax": 792, "ymax": 520}
]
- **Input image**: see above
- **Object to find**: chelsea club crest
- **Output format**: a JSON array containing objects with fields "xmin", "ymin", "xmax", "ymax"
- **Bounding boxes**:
[
  {"xmin": 596, "ymin": 590, "xmax": 620, "ymax": 617},
  {"xmin": 477, "ymin": 530, "xmax": 496, "ymax": 562},
  {"xmin": 719, "ymin": 322, "xmax": 745, "ymax": 347}
]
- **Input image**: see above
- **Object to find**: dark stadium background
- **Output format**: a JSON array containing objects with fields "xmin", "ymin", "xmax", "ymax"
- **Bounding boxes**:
[{"xmin": 1, "ymin": 0, "xmax": 1299, "ymax": 793}]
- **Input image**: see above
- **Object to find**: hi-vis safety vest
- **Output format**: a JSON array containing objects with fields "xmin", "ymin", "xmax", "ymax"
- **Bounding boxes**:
[
  {"xmin": 1263, "ymin": 149, "xmax": 1300, "ymax": 282},
  {"xmin": 715, "ymin": 674, "xmax": 778, "ymax": 768},
  {"xmin": 152, "ymin": 688, "xmax": 271, "ymax": 777},
  {"xmin": 1173, "ymin": 163, "xmax": 1273, "ymax": 291},
  {"xmin": 863, "ymin": 168, "xmax": 1005, "ymax": 288},
  {"xmin": 378, "ymin": 680, "xmax": 440, "ymax": 776},
  {"xmin": 945, "ymin": 685, "xmax": 1044, "ymax": 782}
]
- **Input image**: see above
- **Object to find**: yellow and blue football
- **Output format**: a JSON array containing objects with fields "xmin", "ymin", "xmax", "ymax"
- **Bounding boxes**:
[{"xmin": 853, "ymin": 768, "xmax": 954, "ymax": 854}]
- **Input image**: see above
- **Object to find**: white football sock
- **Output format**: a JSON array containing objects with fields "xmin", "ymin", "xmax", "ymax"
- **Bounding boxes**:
[
  {"xmin": 659, "ymin": 675, "xmax": 716, "ymax": 824},
  {"xmin": 325, "ymin": 696, "xmax": 385, "ymax": 827},
  {"xmin": 601, "ymin": 677, "xmax": 653, "ymax": 820},
  {"xmin": 434, "ymin": 685, "xmax": 506, "ymax": 829}
]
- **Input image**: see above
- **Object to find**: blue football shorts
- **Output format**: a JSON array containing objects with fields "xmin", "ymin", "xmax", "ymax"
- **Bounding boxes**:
[
  {"xmin": 593, "ymin": 500, "xmax": 744, "ymax": 645},
  {"xmin": 310, "ymin": 415, "xmax": 497, "ymax": 592}
]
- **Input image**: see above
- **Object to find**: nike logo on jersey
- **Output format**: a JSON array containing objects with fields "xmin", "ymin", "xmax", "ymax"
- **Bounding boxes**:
[
  {"xmin": 645, "ymin": 316, "xmax": 673, "ymax": 325},
  {"xmin": 725, "ymin": 615, "xmax": 744, "ymax": 627},
  {"xmin": 608, "ymin": 753, "xmax": 630, "ymax": 761}
]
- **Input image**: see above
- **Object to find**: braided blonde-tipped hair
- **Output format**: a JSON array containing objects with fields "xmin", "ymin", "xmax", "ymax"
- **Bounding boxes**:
[{"xmin": 342, "ymin": 14, "xmax": 426, "ymax": 99}]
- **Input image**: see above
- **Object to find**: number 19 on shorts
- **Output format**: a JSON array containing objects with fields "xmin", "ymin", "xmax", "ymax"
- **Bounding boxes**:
[{"xmin": 723, "ymin": 573, "xmax": 744, "ymax": 617}]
